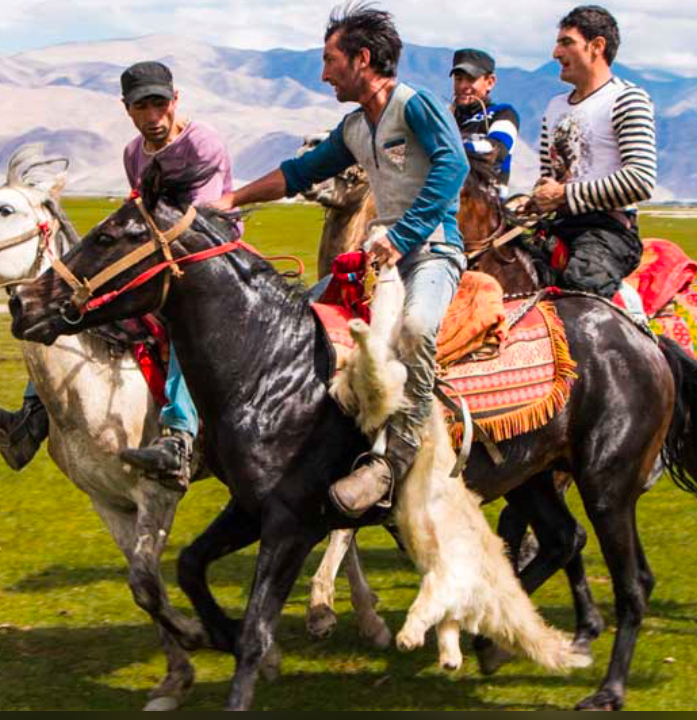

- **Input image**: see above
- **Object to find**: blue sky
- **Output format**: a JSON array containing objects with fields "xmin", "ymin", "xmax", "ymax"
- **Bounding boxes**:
[{"xmin": 3, "ymin": 0, "xmax": 696, "ymax": 76}]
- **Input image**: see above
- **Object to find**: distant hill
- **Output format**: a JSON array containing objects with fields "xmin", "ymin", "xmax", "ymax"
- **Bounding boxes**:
[{"xmin": 0, "ymin": 35, "xmax": 694, "ymax": 199}]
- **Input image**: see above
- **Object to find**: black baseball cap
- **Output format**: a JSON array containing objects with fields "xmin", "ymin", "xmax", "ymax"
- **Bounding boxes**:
[
  {"xmin": 121, "ymin": 61, "xmax": 175, "ymax": 105},
  {"xmin": 450, "ymin": 49, "xmax": 496, "ymax": 78}
]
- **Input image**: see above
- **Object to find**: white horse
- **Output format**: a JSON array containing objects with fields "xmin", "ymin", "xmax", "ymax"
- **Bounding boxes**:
[{"xmin": 0, "ymin": 146, "xmax": 285, "ymax": 711}]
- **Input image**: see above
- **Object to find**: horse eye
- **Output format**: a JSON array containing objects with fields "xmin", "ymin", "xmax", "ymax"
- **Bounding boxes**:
[
  {"xmin": 97, "ymin": 233, "xmax": 114, "ymax": 245},
  {"xmin": 0, "ymin": 205, "xmax": 15, "ymax": 217}
]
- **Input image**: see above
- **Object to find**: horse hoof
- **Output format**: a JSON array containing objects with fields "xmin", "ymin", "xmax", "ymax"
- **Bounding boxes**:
[
  {"xmin": 144, "ymin": 696, "xmax": 180, "ymax": 712},
  {"xmin": 575, "ymin": 688, "xmax": 623, "ymax": 712},
  {"xmin": 476, "ymin": 643, "xmax": 514, "ymax": 676},
  {"xmin": 440, "ymin": 659, "xmax": 463, "ymax": 673},
  {"xmin": 306, "ymin": 604, "xmax": 338, "ymax": 640},
  {"xmin": 365, "ymin": 620, "xmax": 392, "ymax": 650},
  {"xmin": 260, "ymin": 642, "xmax": 283, "ymax": 683},
  {"xmin": 396, "ymin": 627, "xmax": 424, "ymax": 652}
]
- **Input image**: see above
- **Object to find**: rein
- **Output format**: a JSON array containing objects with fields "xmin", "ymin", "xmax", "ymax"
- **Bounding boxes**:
[{"xmin": 56, "ymin": 199, "xmax": 305, "ymax": 320}]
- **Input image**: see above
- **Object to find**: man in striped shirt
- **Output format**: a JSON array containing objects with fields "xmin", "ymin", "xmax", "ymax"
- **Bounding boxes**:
[
  {"xmin": 532, "ymin": 5, "xmax": 657, "ymax": 298},
  {"xmin": 451, "ymin": 49, "xmax": 520, "ymax": 199}
]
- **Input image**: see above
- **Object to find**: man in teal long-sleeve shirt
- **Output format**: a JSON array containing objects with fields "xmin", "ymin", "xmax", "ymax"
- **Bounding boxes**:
[{"xmin": 212, "ymin": 3, "xmax": 469, "ymax": 518}]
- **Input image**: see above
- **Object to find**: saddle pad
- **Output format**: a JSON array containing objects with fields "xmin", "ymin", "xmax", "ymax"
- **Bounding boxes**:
[
  {"xmin": 441, "ymin": 300, "xmax": 577, "ymax": 443},
  {"xmin": 624, "ymin": 238, "xmax": 697, "ymax": 318},
  {"xmin": 651, "ymin": 288, "xmax": 697, "ymax": 359},
  {"xmin": 313, "ymin": 270, "xmax": 508, "ymax": 372}
]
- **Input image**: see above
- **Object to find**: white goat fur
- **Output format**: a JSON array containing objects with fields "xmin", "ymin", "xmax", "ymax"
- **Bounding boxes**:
[{"xmin": 332, "ymin": 263, "xmax": 591, "ymax": 673}]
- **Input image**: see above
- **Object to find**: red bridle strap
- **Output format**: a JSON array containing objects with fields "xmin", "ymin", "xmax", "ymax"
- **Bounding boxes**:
[{"xmin": 86, "ymin": 239, "xmax": 251, "ymax": 312}]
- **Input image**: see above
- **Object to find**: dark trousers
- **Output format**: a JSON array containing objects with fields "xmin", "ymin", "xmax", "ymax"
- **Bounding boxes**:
[{"xmin": 551, "ymin": 211, "xmax": 643, "ymax": 299}]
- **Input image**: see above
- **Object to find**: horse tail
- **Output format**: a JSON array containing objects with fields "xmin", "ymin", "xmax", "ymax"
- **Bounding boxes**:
[{"xmin": 659, "ymin": 335, "xmax": 697, "ymax": 495}]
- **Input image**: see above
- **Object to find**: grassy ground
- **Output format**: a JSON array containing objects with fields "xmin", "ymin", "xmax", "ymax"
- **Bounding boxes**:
[{"xmin": 1, "ymin": 200, "xmax": 697, "ymax": 710}]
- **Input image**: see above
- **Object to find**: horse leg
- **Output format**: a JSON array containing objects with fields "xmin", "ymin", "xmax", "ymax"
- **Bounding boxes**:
[
  {"xmin": 306, "ymin": 528, "xmax": 354, "ymax": 640},
  {"xmin": 345, "ymin": 535, "xmax": 392, "ymax": 649},
  {"xmin": 226, "ymin": 508, "xmax": 324, "ymax": 711},
  {"xmin": 177, "ymin": 499, "xmax": 260, "ymax": 654},
  {"xmin": 91, "ymin": 497, "xmax": 199, "ymax": 711}
]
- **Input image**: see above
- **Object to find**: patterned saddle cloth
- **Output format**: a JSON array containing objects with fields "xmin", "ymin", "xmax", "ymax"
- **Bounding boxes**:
[{"xmin": 312, "ymin": 277, "xmax": 577, "ymax": 443}]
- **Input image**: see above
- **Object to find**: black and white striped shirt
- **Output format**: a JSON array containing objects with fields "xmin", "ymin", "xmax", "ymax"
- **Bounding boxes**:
[{"xmin": 540, "ymin": 77, "xmax": 657, "ymax": 215}]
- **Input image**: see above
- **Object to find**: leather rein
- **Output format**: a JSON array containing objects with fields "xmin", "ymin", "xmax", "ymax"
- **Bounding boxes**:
[{"xmin": 53, "ymin": 198, "xmax": 304, "ymax": 324}]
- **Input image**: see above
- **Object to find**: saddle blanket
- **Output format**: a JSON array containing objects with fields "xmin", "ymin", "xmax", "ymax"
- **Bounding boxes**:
[
  {"xmin": 312, "ymin": 296, "xmax": 577, "ymax": 444},
  {"xmin": 441, "ymin": 300, "xmax": 577, "ymax": 443}
]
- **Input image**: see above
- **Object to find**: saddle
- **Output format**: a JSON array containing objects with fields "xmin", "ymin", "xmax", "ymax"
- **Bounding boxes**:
[
  {"xmin": 88, "ymin": 314, "xmax": 169, "ymax": 407},
  {"xmin": 313, "ymin": 261, "xmax": 578, "ymax": 447}
]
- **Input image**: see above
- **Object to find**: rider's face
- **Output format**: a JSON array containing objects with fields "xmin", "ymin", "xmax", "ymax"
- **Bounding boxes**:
[
  {"xmin": 452, "ymin": 71, "xmax": 496, "ymax": 106},
  {"xmin": 125, "ymin": 93, "xmax": 179, "ymax": 150},
  {"xmin": 553, "ymin": 27, "xmax": 604, "ymax": 86},
  {"xmin": 322, "ymin": 32, "xmax": 365, "ymax": 103}
]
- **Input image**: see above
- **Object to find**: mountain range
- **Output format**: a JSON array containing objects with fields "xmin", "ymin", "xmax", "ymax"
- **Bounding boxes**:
[{"xmin": 0, "ymin": 34, "xmax": 694, "ymax": 200}]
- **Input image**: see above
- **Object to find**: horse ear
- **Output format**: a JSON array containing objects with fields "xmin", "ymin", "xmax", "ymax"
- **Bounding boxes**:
[
  {"xmin": 6, "ymin": 143, "xmax": 69, "ymax": 197},
  {"xmin": 141, "ymin": 158, "xmax": 164, "ymax": 213}
]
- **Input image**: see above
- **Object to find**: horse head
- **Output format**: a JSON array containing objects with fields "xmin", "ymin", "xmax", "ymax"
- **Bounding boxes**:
[
  {"xmin": 0, "ymin": 144, "xmax": 69, "ymax": 287},
  {"xmin": 458, "ymin": 151, "xmax": 504, "ymax": 250},
  {"xmin": 10, "ymin": 158, "xmax": 234, "ymax": 345}
]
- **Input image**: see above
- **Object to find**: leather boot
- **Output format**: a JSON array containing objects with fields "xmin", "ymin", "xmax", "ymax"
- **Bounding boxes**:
[
  {"xmin": 329, "ymin": 429, "xmax": 419, "ymax": 519},
  {"xmin": 120, "ymin": 428, "xmax": 194, "ymax": 492},
  {"xmin": 0, "ymin": 396, "xmax": 49, "ymax": 471}
]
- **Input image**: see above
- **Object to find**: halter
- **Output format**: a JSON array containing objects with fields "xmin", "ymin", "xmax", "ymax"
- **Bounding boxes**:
[
  {"xmin": 54, "ymin": 197, "xmax": 198, "ymax": 321},
  {"xmin": 0, "ymin": 186, "xmax": 61, "ymax": 291},
  {"xmin": 55, "ymin": 198, "xmax": 305, "ymax": 324}
]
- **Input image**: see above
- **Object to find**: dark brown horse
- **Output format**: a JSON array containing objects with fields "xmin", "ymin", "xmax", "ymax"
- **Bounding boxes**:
[{"xmin": 10, "ymin": 162, "xmax": 697, "ymax": 711}]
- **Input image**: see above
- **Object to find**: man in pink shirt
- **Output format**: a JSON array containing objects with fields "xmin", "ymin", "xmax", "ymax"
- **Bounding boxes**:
[
  {"xmin": 1, "ymin": 61, "xmax": 236, "ymax": 486},
  {"xmin": 119, "ymin": 61, "xmax": 238, "ymax": 490}
]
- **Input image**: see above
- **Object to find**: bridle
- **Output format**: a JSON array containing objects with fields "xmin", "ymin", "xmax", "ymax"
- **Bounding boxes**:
[
  {"xmin": 0, "ymin": 186, "xmax": 61, "ymax": 291},
  {"xmin": 53, "ymin": 197, "xmax": 304, "ymax": 326},
  {"xmin": 54, "ymin": 196, "xmax": 198, "ymax": 324}
]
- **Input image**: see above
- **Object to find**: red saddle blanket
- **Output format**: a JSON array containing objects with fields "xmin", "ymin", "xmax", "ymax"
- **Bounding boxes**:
[
  {"xmin": 128, "ymin": 315, "xmax": 169, "ymax": 407},
  {"xmin": 312, "ymin": 296, "xmax": 577, "ymax": 444}
]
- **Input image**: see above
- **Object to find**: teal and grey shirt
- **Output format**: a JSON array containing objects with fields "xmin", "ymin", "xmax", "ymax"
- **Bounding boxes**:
[{"xmin": 281, "ymin": 82, "xmax": 469, "ymax": 255}]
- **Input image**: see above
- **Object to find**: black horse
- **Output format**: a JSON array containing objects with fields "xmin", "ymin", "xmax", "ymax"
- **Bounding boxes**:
[{"xmin": 10, "ymin": 163, "xmax": 697, "ymax": 711}]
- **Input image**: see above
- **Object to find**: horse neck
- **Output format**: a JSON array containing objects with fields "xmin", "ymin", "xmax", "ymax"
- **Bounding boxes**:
[
  {"xmin": 319, "ymin": 185, "xmax": 373, "ymax": 276},
  {"xmin": 22, "ymin": 330, "xmax": 152, "ymax": 444},
  {"xmin": 474, "ymin": 245, "xmax": 540, "ymax": 295},
  {"xmin": 163, "ymin": 250, "xmax": 321, "ymax": 422},
  {"xmin": 458, "ymin": 187, "xmax": 502, "ymax": 254}
]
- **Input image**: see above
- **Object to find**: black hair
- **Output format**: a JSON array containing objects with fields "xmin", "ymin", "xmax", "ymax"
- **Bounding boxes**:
[
  {"xmin": 325, "ymin": 1, "xmax": 402, "ymax": 78},
  {"xmin": 559, "ymin": 5, "xmax": 620, "ymax": 65}
]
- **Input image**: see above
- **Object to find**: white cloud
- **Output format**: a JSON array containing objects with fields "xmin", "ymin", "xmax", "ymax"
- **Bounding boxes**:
[{"xmin": 1, "ymin": 0, "xmax": 696, "ymax": 75}]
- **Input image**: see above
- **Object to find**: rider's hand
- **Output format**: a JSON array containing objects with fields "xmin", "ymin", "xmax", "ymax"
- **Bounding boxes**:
[
  {"xmin": 208, "ymin": 192, "xmax": 236, "ymax": 212},
  {"xmin": 532, "ymin": 177, "xmax": 566, "ymax": 214},
  {"xmin": 369, "ymin": 234, "xmax": 402, "ymax": 268}
]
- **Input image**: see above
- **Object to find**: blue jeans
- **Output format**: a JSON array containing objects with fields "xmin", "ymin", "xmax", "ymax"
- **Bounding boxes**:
[
  {"xmin": 391, "ymin": 242, "xmax": 465, "ymax": 446},
  {"xmin": 23, "ymin": 345, "xmax": 198, "ymax": 437},
  {"xmin": 24, "ymin": 381, "xmax": 38, "ymax": 399},
  {"xmin": 160, "ymin": 345, "xmax": 199, "ymax": 437}
]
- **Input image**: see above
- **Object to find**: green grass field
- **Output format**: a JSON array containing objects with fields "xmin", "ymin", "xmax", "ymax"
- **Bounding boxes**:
[{"xmin": 1, "ymin": 200, "xmax": 697, "ymax": 710}]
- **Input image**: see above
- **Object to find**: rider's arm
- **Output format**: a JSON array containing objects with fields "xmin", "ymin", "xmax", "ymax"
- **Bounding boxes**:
[
  {"xmin": 565, "ymin": 87, "xmax": 657, "ymax": 214},
  {"xmin": 465, "ymin": 104, "xmax": 519, "ymax": 167},
  {"xmin": 280, "ymin": 121, "xmax": 357, "ymax": 196},
  {"xmin": 387, "ymin": 89, "xmax": 469, "ymax": 255},
  {"xmin": 539, "ymin": 115, "xmax": 554, "ymax": 179},
  {"xmin": 212, "ymin": 123, "xmax": 357, "ymax": 210}
]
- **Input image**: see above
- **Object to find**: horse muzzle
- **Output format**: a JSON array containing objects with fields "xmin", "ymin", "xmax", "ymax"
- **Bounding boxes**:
[{"xmin": 9, "ymin": 292, "xmax": 65, "ymax": 345}]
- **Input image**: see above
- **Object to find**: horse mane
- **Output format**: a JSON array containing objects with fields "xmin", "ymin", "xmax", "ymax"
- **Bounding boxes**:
[{"xmin": 463, "ymin": 150, "xmax": 499, "ymax": 196}]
